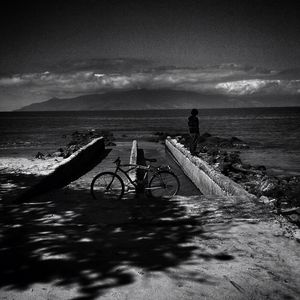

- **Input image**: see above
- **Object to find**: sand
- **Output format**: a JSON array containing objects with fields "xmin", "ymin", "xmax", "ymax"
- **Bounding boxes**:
[
  {"xmin": 0, "ymin": 157, "xmax": 63, "ymax": 175},
  {"xmin": 0, "ymin": 140, "xmax": 299, "ymax": 300}
]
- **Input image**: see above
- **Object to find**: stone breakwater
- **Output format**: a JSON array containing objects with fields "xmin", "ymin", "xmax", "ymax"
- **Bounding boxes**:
[{"xmin": 165, "ymin": 133, "xmax": 300, "ymax": 226}]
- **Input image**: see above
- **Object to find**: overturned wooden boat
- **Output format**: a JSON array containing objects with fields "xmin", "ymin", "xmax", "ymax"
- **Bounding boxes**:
[{"xmin": 16, "ymin": 137, "xmax": 110, "ymax": 202}]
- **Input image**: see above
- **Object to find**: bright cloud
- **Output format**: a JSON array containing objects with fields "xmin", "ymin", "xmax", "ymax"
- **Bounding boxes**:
[
  {"xmin": 0, "ymin": 76, "xmax": 26, "ymax": 85},
  {"xmin": 216, "ymin": 79, "xmax": 300, "ymax": 95}
]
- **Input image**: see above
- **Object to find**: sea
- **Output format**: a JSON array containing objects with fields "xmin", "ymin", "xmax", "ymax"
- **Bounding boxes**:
[{"xmin": 0, "ymin": 107, "xmax": 300, "ymax": 176}]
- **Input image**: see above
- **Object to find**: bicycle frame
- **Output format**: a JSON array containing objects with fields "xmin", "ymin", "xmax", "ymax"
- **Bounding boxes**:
[{"xmin": 114, "ymin": 163, "xmax": 151, "ymax": 189}]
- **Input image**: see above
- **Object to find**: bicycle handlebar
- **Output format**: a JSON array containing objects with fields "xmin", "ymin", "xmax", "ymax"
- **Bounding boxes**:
[
  {"xmin": 113, "ymin": 156, "xmax": 171, "ymax": 173},
  {"xmin": 145, "ymin": 158, "xmax": 157, "ymax": 163},
  {"xmin": 114, "ymin": 156, "xmax": 157, "ymax": 168},
  {"xmin": 114, "ymin": 156, "xmax": 157, "ymax": 164},
  {"xmin": 114, "ymin": 157, "xmax": 121, "ymax": 165}
]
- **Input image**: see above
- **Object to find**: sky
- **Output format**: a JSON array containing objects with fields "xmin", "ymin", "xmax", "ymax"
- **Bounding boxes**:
[{"xmin": 0, "ymin": 0, "xmax": 299, "ymax": 110}]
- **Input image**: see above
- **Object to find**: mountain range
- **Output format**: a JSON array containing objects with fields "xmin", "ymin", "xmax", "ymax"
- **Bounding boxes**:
[{"xmin": 17, "ymin": 89, "xmax": 300, "ymax": 111}]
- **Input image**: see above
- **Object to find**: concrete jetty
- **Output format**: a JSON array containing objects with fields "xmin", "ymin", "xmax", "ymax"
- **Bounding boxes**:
[
  {"xmin": 16, "ymin": 137, "xmax": 109, "ymax": 201},
  {"xmin": 165, "ymin": 137, "xmax": 256, "ymax": 200}
]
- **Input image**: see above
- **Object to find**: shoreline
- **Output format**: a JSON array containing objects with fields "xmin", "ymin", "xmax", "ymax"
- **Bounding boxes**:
[
  {"xmin": 4, "ymin": 105, "xmax": 300, "ymax": 113},
  {"xmin": 1, "ymin": 130, "xmax": 299, "ymax": 176},
  {"xmin": 1, "ymin": 130, "xmax": 300, "ymax": 178}
]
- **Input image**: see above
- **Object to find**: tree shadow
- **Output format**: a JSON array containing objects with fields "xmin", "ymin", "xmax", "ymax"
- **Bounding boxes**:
[{"xmin": 0, "ymin": 176, "xmax": 235, "ymax": 299}]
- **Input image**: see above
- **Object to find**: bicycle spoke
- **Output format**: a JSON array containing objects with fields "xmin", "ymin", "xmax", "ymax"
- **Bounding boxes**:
[
  {"xmin": 149, "ymin": 171, "xmax": 179, "ymax": 198},
  {"xmin": 91, "ymin": 172, "xmax": 124, "ymax": 201}
]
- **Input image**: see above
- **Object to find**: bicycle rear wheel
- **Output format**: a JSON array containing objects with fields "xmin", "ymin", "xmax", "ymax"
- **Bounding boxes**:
[
  {"xmin": 148, "ymin": 171, "xmax": 180, "ymax": 198},
  {"xmin": 91, "ymin": 172, "xmax": 124, "ymax": 201}
]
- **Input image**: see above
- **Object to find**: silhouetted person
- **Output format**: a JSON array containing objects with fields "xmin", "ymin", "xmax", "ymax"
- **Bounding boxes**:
[{"xmin": 188, "ymin": 108, "xmax": 199, "ymax": 155}]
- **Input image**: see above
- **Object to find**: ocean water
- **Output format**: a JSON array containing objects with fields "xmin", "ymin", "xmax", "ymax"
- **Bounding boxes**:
[{"xmin": 0, "ymin": 107, "xmax": 299, "ymax": 175}]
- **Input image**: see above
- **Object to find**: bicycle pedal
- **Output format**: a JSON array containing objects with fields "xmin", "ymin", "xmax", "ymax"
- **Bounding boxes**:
[{"xmin": 124, "ymin": 185, "xmax": 134, "ymax": 192}]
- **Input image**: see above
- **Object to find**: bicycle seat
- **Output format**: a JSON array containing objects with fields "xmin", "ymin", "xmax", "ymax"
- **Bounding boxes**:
[
  {"xmin": 145, "ymin": 158, "xmax": 157, "ymax": 163},
  {"xmin": 114, "ymin": 157, "xmax": 121, "ymax": 164}
]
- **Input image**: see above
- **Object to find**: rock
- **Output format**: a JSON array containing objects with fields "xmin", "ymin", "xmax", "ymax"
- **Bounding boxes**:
[
  {"xmin": 229, "ymin": 152, "xmax": 242, "ymax": 164},
  {"xmin": 52, "ymin": 151, "xmax": 62, "ymax": 157},
  {"xmin": 288, "ymin": 214, "xmax": 300, "ymax": 224},
  {"xmin": 72, "ymin": 130, "xmax": 79, "ymax": 135},
  {"xmin": 230, "ymin": 136, "xmax": 243, "ymax": 143},
  {"xmin": 35, "ymin": 152, "xmax": 45, "ymax": 159},
  {"xmin": 242, "ymin": 163, "xmax": 251, "ymax": 169},
  {"xmin": 197, "ymin": 135, "xmax": 206, "ymax": 143},
  {"xmin": 231, "ymin": 173, "xmax": 243, "ymax": 180},
  {"xmin": 205, "ymin": 136, "xmax": 230, "ymax": 147},
  {"xmin": 281, "ymin": 207, "xmax": 300, "ymax": 215},
  {"xmin": 231, "ymin": 163, "xmax": 259, "ymax": 174},
  {"xmin": 63, "ymin": 144, "xmax": 80, "ymax": 158},
  {"xmin": 69, "ymin": 145, "xmax": 79, "ymax": 152},
  {"xmin": 178, "ymin": 137, "xmax": 186, "ymax": 144},
  {"xmin": 259, "ymin": 196, "xmax": 270, "ymax": 203},
  {"xmin": 207, "ymin": 148, "xmax": 219, "ymax": 156},
  {"xmin": 230, "ymin": 136, "xmax": 249, "ymax": 148},
  {"xmin": 257, "ymin": 165, "xmax": 267, "ymax": 171},
  {"xmin": 68, "ymin": 140, "xmax": 79, "ymax": 146},
  {"xmin": 235, "ymin": 143, "xmax": 249, "ymax": 149},
  {"xmin": 258, "ymin": 177, "xmax": 278, "ymax": 195},
  {"xmin": 212, "ymin": 155, "xmax": 221, "ymax": 163},
  {"xmin": 294, "ymin": 230, "xmax": 300, "ymax": 242},
  {"xmin": 202, "ymin": 132, "xmax": 211, "ymax": 138},
  {"xmin": 219, "ymin": 162, "xmax": 231, "ymax": 174},
  {"xmin": 259, "ymin": 196, "xmax": 276, "ymax": 207},
  {"xmin": 199, "ymin": 145, "xmax": 208, "ymax": 153}
]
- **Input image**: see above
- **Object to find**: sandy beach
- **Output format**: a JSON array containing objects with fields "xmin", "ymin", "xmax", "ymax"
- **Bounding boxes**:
[{"xmin": 0, "ymin": 135, "xmax": 300, "ymax": 300}]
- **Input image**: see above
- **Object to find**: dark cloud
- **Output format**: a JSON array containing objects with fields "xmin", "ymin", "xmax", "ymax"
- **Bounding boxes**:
[
  {"xmin": 45, "ymin": 58, "xmax": 154, "ymax": 74},
  {"xmin": 1, "ymin": 0, "xmax": 299, "ymax": 75}
]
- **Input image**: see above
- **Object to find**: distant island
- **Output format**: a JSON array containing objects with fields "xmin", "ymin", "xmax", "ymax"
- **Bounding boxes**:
[{"xmin": 17, "ymin": 88, "xmax": 300, "ymax": 111}]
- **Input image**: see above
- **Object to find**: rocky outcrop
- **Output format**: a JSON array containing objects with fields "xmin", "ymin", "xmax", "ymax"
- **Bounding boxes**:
[
  {"xmin": 166, "ymin": 138, "xmax": 256, "ymax": 200},
  {"xmin": 35, "ymin": 130, "xmax": 116, "ymax": 159}
]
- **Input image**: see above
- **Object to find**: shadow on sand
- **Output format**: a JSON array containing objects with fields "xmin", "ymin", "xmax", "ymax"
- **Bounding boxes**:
[{"xmin": 0, "ymin": 173, "xmax": 235, "ymax": 300}]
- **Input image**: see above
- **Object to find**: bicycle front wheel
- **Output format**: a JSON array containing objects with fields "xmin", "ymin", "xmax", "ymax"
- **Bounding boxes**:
[
  {"xmin": 91, "ymin": 172, "xmax": 124, "ymax": 201},
  {"xmin": 148, "ymin": 171, "xmax": 180, "ymax": 199}
]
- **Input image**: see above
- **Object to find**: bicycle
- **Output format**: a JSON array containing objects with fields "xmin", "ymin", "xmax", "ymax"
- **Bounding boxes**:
[{"xmin": 91, "ymin": 157, "xmax": 180, "ymax": 200}]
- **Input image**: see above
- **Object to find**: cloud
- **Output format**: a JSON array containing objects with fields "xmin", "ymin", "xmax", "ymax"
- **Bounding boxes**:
[
  {"xmin": 216, "ymin": 79, "xmax": 300, "ymax": 95},
  {"xmin": 0, "ymin": 77, "xmax": 26, "ymax": 86},
  {"xmin": 47, "ymin": 58, "xmax": 154, "ymax": 73},
  {"xmin": 0, "ymin": 63, "xmax": 299, "ymax": 110}
]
